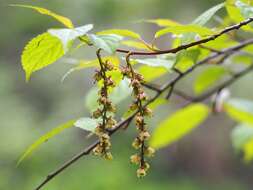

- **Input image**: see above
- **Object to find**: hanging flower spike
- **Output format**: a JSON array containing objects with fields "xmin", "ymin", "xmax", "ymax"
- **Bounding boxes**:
[
  {"xmin": 92, "ymin": 49, "xmax": 116, "ymax": 160},
  {"xmin": 121, "ymin": 53, "xmax": 155, "ymax": 177}
]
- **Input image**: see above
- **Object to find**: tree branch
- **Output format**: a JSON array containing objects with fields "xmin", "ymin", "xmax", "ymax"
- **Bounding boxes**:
[
  {"xmin": 33, "ymin": 19, "xmax": 253, "ymax": 190},
  {"xmin": 116, "ymin": 17, "xmax": 253, "ymax": 56}
]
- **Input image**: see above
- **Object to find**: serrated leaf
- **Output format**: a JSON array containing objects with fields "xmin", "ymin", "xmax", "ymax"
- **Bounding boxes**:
[
  {"xmin": 17, "ymin": 120, "xmax": 75, "ymax": 165},
  {"xmin": 10, "ymin": 4, "xmax": 74, "ymax": 28},
  {"xmin": 144, "ymin": 19, "xmax": 181, "ymax": 27},
  {"xmin": 134, "ymin": 58, "xmax": 175, "ymax": 70},
  {"xmin": 150, "ymin": 103, "xmax": 210, "ymax": 149},
  {"xmin": 224, "ymin": 98, "xmax": 253, "ymax": 125},
  {"xmin": 138, "ymin": 65, "xmax": 168, "ymax": 82},
  {"xmin": 48, "ymin": 24, "xmax": 93, "ymax": 51},
  {"xmin": 97, "ymin": 29, "xmax": 141, "ymax": 39},
  {"xmin": 88, "ymin": 34, "xmax": 123, "ymax": 54},
  {"xmin": 193, "ymin": 3, "xmax": 225, "ymax": 26},
  {"xmin": 22, "ymin": 32, "xmax": 65, "ymax": 81},
  {"xmin": 155, "ymin": 25, "xmax": 215, "ymax": 38},
  {"xmin": 194, "ymin": 66, "xmax": 228, "ymax": 94},
  {"xmin": 74, "ymin": 118, "xmax": 100, "ymax": 132}
]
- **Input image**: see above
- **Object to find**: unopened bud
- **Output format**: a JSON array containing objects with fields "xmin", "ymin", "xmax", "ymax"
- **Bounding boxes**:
[
  {"xmin": 137, "ymin": 168, "xmax": 146, "ymax": 178},
  {"xmin": 130, "ymin": 154, "xmax": 141, "ymax": 164}
]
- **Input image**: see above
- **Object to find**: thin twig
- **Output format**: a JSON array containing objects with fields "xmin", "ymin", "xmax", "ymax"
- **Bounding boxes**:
[{"xmin": 116, "ymin": 17, "xmax": 253, "ymax": 55}]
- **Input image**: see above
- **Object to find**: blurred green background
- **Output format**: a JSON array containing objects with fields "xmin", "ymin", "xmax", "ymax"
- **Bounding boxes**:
[{"xmin": 1, "ymin": 0, "xmax": 253, "ymax": 189}]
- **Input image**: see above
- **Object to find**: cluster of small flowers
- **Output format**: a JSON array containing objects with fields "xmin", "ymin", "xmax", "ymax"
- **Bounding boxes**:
[
  {"xmin": 92, "ymin": 60, "xmax": 117, "ymax": 160},
  {"xmin": 121, "ymin": 65, "xmax": 155, "ymax": 177}
]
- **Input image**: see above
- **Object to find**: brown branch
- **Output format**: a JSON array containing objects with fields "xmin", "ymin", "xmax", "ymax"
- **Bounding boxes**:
[
  {"xmin": 33, "ymin": 23, "xmax": 253, "ymax": 190},
  {"xmin": 116, "ymin": 17, "xmax": 253, "ymax": 56}
]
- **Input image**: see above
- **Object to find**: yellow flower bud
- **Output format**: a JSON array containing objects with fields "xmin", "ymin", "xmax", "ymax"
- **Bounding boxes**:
[
  {"xmin": 137, "ymin": 168, "xmax": 146, "ymax": 178},
  {"xmin": 130, "ymin": 154, "xmax": 141, "ymax": 164}
]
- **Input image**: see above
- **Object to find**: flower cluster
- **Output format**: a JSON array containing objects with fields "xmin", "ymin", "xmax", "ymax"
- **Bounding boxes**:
[
  {"xmin": 92, "ymin": 51, "xmax": 117, "ymax": 160},
  {"xmin": 121, "ymin": 62, "xmax": 155, "ymax": 177}
]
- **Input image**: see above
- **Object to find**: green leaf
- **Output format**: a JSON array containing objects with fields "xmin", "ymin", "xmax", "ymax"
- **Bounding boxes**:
[
  {"xmin": 22, "ymin": 32, "xmax": 65, "ymax": 81},
  {"xmin": 194, "ymin": 66, "xmax": 228, "ymax": 94},
  {"xmin": 148, "ymin": 98, "xmax": 168, "ymax": 110},
  {"xmin": 138, "ymin": 65, "xmax": 168, "ymax": 82},
  {"xmin": 97, "ymin": 29, "xmax": 141, "ymax": 39},
  {"xmin": 122, "ymin": 98, "xmax": 167, "ymax": 119},
  {"xmin": 231, "ymin": 123, "xmax": 253, "ymax": 162},
  {"xmin": 175, "ymin": 48, "xmax": 201, "ymax": 72},
  {"xmin": 85, "ymin": 78, "xmax": 132, "ymax": 112},
  {"xmin": 150, "ymin": 103, "xmax": 210, "ymax": 149},
  {"xmin": 110, "ymin": 78, "xmax": 132, "ymax": 105},
  {"xmin": 88, "ymin": 34, "xmax": 123, "ymax": 54},
  {"xmin": 121, "ymin": 40, "xmax": 150, "ymax": 50},
  {"xmin": 74, "ymin": 118, "xmax": 100, "ymax": 132},
  {"xmin": 62, "ymin": 56, "xmax": 119, "ymax": 81},
  {"xmin": 134, "ymin": 58, "xmax": 175, "ymax": 70},
  {"xmin": 17, "ymin": 120, "xmax": 76, "ymax": 165},
  {"xmin": 226, "ymin": 0, "xmax": 253, "ymax": 32},
  {"xmin": 231, "ymin": 124, "xmax": 253, "ymax": 151},
  {"xmin": 192, "ymin": 3, "xmax": 225, "ymax": 26},
  {"xmin": 10, "ymin": 4, "xmax": 74, "ymax": 28},
  {"xmin": 243, "ymin": 138, "xmax": 253, "ymax": 162},
  {"xmin": 144, "ymin": 19, "xmax": 181, "ymax": 27},
  {"xmin": 235, "ymin": 0, "xmax": 253, "ymax": 19},
  {"xmin": 224, "ymin": 98, "xmax": 253, "ymax": 125},
  {"xmin": 155, "ymin": 25, "xmax": 215, "ymax": 38},
  {"xmin": 48, "ymin": 24, "xmax": 93, "ymax": 51}
]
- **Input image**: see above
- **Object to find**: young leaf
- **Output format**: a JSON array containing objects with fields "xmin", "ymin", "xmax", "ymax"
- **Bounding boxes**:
[
  {"xmin": 235, "ymin": 0, "xmax": 253, "ymax": 19},
  {"xmin": 85, "ymin": 78, "xmax": 131, "ymax": 112},
  {"xmin": 155, "ymin": 25, "xmax": 215, "ymax": 38},
  {"xmin": 224, "ymin": 98, "xmax": 253, "ymax": 125},
  {"xmin": 144, "ymin": 19, "xmax": 181, "ymax": 27},
  {"xmin": 192, "ymin": 3, "xmax": 225, "ymax": 26},
  {"xmin": 62, "ymin": 56, "xmax": 119, "ymax": 81},
  {"xmin": 150, "ymin": 103, "xmax": 210, "ymax": 149},
  {"xmin": 138, "ymin": 65, "xmax": 167, "ymax": 82},
  {"xmin": 17, "ymin": 120, "xmax": 76, "ymax": 165},
  {"xmin": 48, "ymin": 24, "xmax": 93, "ymax": 51},
  {"xmin": 97, "ymin": 29, "xmax": 141, "ymax": 39},
  {"xmin": 74, "ymin": 118, "xmax": 100, "ymax": 132},
  {"xmin": 122, "ymin": 98, "xmax": 167, "ymax": 119},
  {"xmin": 231, "ymin": 123, "xmax": 253, "ymax": 162},
  {"xmin": 88, "ymin": 34, "xmax": 123, "ymax": 54},
  {"xmin": 231, "ymin": 124, "xmax": 253, "ymax": 151},
  {"xmin": 194, "ymin": 66, "xmax": 228, "ymax": 94},
  {"xmin": 10, "ymin": 4, "xmax": 74, "ymax": 28},
  {"xmin": 110, "ymin": 78, "xmax": 132, "ymax": 105},
  {"xmin": 134, "ymin": 58, "xmax": 175, "ymax": 70},
  {"xmin": 148, "ymin": 98, "xmax": 168, "ymax": 110},
  {"xmin": 175, "ymin": 48, "xmax": 201, "ymax": 72},
  {"xmin": 121, "ymin": 40, "xmax": 151, "ymax": 50},
  {"xmin": 22, "ymin": 32, "xmax": 65, "ymax": 81}
]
